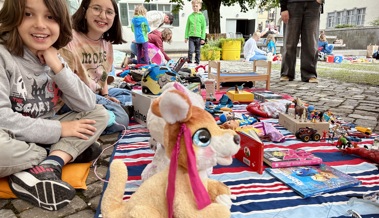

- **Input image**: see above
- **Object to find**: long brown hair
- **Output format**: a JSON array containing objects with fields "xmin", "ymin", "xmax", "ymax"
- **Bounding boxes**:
[
  {"xmin": 72, "ymin": 0, "xmax": 126, "ymax": 44},
  {"xmin": 0, "ymin": 0, "xmax": 72, "ymax": 57}
]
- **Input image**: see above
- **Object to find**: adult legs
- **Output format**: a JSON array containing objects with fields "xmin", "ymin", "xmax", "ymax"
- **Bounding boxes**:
[
  {"xmin": 281, "ymin": 3, "xmax": 302, "ymax": 80},
  {"xmin": 300, "ymin": 1, "xmax": 321, "ymax": 82}
]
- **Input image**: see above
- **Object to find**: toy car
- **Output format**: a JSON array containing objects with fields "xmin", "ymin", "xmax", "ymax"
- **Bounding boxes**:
[
  {"xmin": 347, "ymin": 130, "xmax": 371, "ymax": 138},
  {"xmin": 295, "ymin": 127, "xmax": 321, "ymax": 142},
  {"xmin": 355, "ymin": 126, "xmax": 372, "ymax": 135}
]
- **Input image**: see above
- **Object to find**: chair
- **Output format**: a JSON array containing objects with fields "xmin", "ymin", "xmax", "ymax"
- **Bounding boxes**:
[{"xmin": 207, "ymin": 60, "xmax": 272, "ymax": 91}]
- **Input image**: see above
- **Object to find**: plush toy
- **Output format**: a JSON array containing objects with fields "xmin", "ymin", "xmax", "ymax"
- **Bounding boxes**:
[
  {"xmin": 142, "ymin": 82, "xmax": 205, "ymax": 181},
  {"xmin": 101, "ymin": 83, "xmax": 241, "ymax": 218}
]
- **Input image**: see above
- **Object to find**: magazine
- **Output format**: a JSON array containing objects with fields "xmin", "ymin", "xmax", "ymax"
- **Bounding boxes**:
[
  {"xmin": 266, "ymin": 164, "xmax": 361, "ymax": 198},
  {"xmin": 263, "ymin": 149, "xmax": 323, "ymax": 168}
]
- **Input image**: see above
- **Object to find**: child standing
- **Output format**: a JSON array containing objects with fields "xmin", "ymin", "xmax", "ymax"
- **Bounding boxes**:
[
  {"xmin": 0, "ymin": 0, "xmax": 108, "ymax": 211},
  {"xmin": 266, "ymin": 34, "xmax": 277, "ymax": 55},
  {"xmin": 185, "ymin": 0, "xmax": 206, "ymax": 65},
  {"xmin": 132, "ymin": 5, "xmax": 150, "ymax": 64}
]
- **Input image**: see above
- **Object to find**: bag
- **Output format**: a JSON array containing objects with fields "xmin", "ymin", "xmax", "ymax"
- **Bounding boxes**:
[
  {"xmin": 367, "ymin": 44, "xmax": 378, "ymax": 58},
  {"xmin": 373, "ymin": 51, "xmax": 379, "ymax": 60}
]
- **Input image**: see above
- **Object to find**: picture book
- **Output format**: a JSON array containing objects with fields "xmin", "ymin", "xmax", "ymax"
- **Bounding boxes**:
[
  {"xmin": 266, "ymin": 164, "xmax": 361, "ymax": 198},
  {"xmin": 263, "ymin": 149, "xmax": 323, "ymax": 168},
  {"xmin": 235, "ymin": 128, "xmax": 264, "ymax": 174}
]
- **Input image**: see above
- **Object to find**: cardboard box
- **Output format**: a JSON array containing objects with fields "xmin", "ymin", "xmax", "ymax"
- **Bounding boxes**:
[
  {"xmin": 226, "ymin": 90, "xmax": 254, "ymax": 102},
  {"xmin": 279, "ymin": 113, "xmax": 329, "ymax": 134},
  {"xmin": 253, "ymin": 91, "xmax": 283, "ymax": 102},
  {"xmin": 132, "ymin": 90, "xmax": 158, "ymax": 126},
  {"xmin": 235, "ymin": 130, "xmax": 264, "ymax": 174}
]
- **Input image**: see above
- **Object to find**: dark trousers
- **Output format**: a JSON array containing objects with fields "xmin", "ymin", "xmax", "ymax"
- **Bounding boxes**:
[
  {"xmin": 188, "ymin": 37, "xmax": 201, "ymax": 64},
  {"xmin": 281, "ymin": 1, "xmax": 321, "ymax": 82}
]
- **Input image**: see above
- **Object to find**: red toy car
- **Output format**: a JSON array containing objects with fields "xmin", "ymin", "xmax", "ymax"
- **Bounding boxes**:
[{"xmin": 347, "ymin": 130, "xmax": 371, "ymax": 138}]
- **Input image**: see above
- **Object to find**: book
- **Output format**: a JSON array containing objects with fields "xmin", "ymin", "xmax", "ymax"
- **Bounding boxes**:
[
  {"xmin": 263, "ymin": 149, "xmax": 323, "ymax": 168},
  {"xmin": 266, "ymin": 164, "xmax": 361, "ymax": 198},
  {"xmin": 235, "ymin": 128, "xmax": 264, "ymax": 174}
]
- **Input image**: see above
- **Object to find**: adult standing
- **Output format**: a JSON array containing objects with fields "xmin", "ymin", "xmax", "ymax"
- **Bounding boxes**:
[{"xmin": 279, "ymin": 0, "xmax": 324, "ymax": 83}]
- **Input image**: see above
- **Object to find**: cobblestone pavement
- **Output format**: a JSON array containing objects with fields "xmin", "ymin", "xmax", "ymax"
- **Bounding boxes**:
[{"xmin": 1, "ymin": 60, "xmax": 378, "ymax": 218}]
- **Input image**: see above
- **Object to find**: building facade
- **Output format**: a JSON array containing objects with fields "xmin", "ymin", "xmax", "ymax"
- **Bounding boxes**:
[{"xmin": 320, "ymin": 0, "xmax": 379, "ymax": 30}]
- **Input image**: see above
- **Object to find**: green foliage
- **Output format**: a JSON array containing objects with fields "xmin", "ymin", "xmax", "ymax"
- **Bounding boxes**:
[
  {"xmin": 335, "ymin": 24, "xmax": 356, "ymax": 28},
  {"xmin": 219, "ymin": 38, "xmax": 245, "ymax": 47},
  {"xmin": 370, "ymin": 17, "xmax": 379, "ymax": 26},
  {"xmin": 200, "ymin": 43, "xmax": 222, "ymax": 60}
]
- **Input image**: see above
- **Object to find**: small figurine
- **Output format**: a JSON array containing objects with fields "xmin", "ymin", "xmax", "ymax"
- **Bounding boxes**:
[{"xmin": 293, "ymin": 97, "xmax": 306, "ymax": 121}]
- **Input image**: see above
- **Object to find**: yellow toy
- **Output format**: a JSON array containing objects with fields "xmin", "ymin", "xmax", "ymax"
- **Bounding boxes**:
[{"xmin": 101, "ymin": 83, "xmax": 241, "ymax": 218}]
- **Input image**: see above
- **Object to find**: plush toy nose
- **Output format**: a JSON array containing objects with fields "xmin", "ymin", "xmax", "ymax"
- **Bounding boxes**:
[{"xmin": 234, "ymin": 134, "xmax": 241, "ymax": 145}]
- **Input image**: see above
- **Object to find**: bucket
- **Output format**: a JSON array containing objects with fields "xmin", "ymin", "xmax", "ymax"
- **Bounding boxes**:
[
  {"xmin": 221, "ymin": 40, "xmax": 241, "ymax": 60},
  {"xmin": 327, "ymin": 55, "xmax": 334, "ymax": 63}
]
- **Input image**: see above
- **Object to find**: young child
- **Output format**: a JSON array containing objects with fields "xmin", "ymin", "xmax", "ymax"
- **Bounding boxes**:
[
  {"xmin": 185, "ymin": 0, "xmax": 206, "ymax": 65},
  {"xmin": 60, "ymin": 0, "xmax": 130, "ymax": 135},
  {"xmin": 318, "ymin": 33, "xmax": 334, "ymax": 55},
  {"xmin": 243, "ymin": 31, "xmax": 267, "ymax": 61},
  {"xmin": 266, "ymin": 34, "xmax": 277, "ymax": 55},
  {"xmin": 0, "ymin": 0, "xmax": 108, "ymax": 211},
  {"xmin": 132, "ymin": 5, "xmax": 150, "ymax": 64}
]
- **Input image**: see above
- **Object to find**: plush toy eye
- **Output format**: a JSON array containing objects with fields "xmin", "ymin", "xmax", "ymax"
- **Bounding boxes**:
[{"xmin": 193, "ymin": 128, "xmax": 211, "ymax": 147}]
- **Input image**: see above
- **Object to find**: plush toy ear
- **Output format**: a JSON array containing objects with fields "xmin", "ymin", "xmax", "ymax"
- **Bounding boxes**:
[{"xmin": 157, "ymin": 89, "xmax": 192, "ymax": 124}]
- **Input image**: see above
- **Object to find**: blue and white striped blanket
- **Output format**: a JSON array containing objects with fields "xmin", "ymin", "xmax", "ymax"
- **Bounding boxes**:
[{"xmin": 98, "ymin": 120, "xmax": 379, "ymax": 218}]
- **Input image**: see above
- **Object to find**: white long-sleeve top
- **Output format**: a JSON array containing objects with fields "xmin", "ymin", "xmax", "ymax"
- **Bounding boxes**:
[{"xmin": 243, "ymin": 37, "xmax": 267, "ymax": 61}]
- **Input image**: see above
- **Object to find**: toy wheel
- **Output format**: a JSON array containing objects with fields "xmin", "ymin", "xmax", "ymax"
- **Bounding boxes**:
[
  {"xmin": 142, "ymin": 87, "xmax": 150, "ymax": 94},
  {"xmin": 312, "ymin": 134, "xmax": 321, "ymax": 141},
  {"xmin": 301, "ymin": 135, "xmax": 310, "ymax": 142}
]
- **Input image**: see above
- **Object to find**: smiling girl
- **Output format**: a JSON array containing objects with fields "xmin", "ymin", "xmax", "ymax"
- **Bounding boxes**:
[
  {"xmin": 0, "ymin": 0, "xmax": 108, "ymax": 211},
  {"xmin": 60, "ymin": 0, "xmax": 130, "ymax": 135}
]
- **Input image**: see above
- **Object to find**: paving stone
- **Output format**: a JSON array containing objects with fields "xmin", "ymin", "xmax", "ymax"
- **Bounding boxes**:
[
  {"xmin": 66, "ymin": 210, "xmax": 95, "ymax": 218},
  {"xmin": 0, "ymin": 209, "xmax": 17, "ymax": 218},
  {"xmin": 82, "ymin": 181, "xmax": 104, "ymax": 199},
  {"xmin": 88, "ymin": 195, "xmax": 102, "ymax": 211},
  {"xmin": 0, "ymin": 199, "xmax": 10, "ymax": 209},
  {"xmin": 347, "ymin": 114, "xmax": 377, "ymax": 121}
]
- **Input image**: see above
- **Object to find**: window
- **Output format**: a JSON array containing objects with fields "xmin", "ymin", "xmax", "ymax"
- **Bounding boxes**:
[
  {"xmin": 118, "ymin": 2, "xmax": 179, "ymax": 27},
  {"xmin": 336, "ymin": 12, "xmax": 342, "ymax": 26},
  {"xmin": 346, "ymin": 10, "xmax": 354, "ymax": 25},
  {"xmin": 357, "ymin": 8, "xmax": 365, "ymax": 26},
  {"xmin": 327, "ymin": 13, "xmax": 334, "ymax": 28}
]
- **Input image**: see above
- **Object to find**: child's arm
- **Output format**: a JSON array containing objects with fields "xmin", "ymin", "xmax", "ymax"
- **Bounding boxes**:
[
  {"xmin": 200, "ymin": 14, "xmax": 206, "ymax": 44},
  {"xmin": 184, "ymin": 15, "xmax": 191, "ymax": 43}
]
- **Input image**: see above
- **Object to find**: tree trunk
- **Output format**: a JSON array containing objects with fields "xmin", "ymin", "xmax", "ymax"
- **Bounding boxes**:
[{"xmin": 204, "ymin": 0, "xmax": 222, "ymax": 34}]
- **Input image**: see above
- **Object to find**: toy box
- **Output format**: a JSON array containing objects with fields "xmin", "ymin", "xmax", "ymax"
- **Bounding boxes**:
[
  {"xmin": 235, "ymin": 130, "xmax": 264, "ymax": 174},
  {"xmin": 226, "ymin": 90, "xmax": 254, "ymax": 102},
  {"xmin": 278, "ymin": 113, "xmax": 329, "ymax": 135},
  {"xmin": 253, "ymin": 91, "xmax": 283, "ymax": 102},
  {"xmin": 132, "ymin": 90, "xmax": 158, "ymax": 126}
]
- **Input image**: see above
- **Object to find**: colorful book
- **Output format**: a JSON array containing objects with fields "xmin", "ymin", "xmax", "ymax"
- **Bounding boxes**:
[
  {"xmin": 263, "ymin": 149, "xmax": 323, "ymax": 168},
  {"xmin": 266, "ymin": 164, "xmax": 361, "ymax": 198}
]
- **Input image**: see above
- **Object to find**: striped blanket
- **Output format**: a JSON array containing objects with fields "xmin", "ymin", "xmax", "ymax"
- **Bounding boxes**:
[{"xmin": 98, "ymin": 119, "xmax": 379, "ymax": 218}]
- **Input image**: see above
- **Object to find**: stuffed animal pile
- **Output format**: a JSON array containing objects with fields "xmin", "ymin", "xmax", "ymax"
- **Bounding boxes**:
[{"xmin": 101, "ymin": 82, "xmax": 241, "ymax": 218}]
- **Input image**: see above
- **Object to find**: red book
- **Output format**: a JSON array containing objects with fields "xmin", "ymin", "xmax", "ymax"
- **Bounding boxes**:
[{"xmin": 235, "ymin": 130, "xmax": 264, "ymax": 174}]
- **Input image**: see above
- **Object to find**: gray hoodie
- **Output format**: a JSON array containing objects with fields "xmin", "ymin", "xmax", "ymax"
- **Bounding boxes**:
[{"xmin": 0, "ymin": 44, "xmax": 96, "ymax": 144}]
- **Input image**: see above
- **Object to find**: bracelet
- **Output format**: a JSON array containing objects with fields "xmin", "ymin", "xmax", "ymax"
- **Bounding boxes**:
[{"xmin": 102, "ymin": 94, "xmax": 109, "ymax": 97}]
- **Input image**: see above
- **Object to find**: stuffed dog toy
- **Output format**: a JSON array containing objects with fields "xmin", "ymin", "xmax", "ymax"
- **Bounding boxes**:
[{"xmin": 101, "ymin": 83, "xmax": 240, "ymax": 218}]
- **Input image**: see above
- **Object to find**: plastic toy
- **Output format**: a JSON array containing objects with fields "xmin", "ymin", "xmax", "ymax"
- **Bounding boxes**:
[
  {"xmin": 295, "ymin": 127, "xmax": 321, "ymax": 142},
  {"xmin": 355, "ymin": 126, "xmax": 373, "ymax": 135},
  {"xmin": 342, "ymin": 147, "xmax": 379, "ymax": 164}
]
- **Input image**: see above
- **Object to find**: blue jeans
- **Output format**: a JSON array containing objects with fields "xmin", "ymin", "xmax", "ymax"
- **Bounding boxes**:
[
  {"xmin": 96, "ymin": 94, "xmax": 129, "ymax": 135},
  {"xmin": 188, "ymin": 37, "xmax": 201, "ymax": 64},
  {"xmin": 109, "ymin": 88, "xmax": 132, "ymax": 106},
  {"xmin": 249, "ymin": 54, "xmax": 267, "ymax": 61},
  {"xmin": 322, "ymin": 44, "xmax": 334, "ymax": 55}
]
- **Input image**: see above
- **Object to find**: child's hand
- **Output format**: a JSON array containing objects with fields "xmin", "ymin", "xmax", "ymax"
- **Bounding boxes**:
[
  {"xmin": 200, "ymin": 39, "xmax": 205, "ymax": 45},
  {"xmin": 108, "ymin": 96, "xmax": 120, "ymax": 104},
  {"xmin": 36, "ymin": 47, "xmax": 63, "ymax": 74},
  {"xmin": 61, "ymin": 119, "xmax": 97, "ymax": 140}
]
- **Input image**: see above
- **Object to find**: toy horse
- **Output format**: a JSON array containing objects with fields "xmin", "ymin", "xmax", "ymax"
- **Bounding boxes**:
[{"xmin": 293, "ymin": 97, "xmax": 306, "ymax": 121}]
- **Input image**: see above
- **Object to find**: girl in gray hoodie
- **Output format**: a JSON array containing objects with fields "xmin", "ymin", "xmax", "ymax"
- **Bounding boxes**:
[{"xmin": 0, "ymin": 0, "xmax": 108, "ymax": 211}]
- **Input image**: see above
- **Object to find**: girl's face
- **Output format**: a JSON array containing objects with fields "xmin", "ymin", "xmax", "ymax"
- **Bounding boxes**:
[
  {"xmin": 17, "ymin": 0, "xmax": 60, "ymax": 56},
  {"xmin": 85, "ymin": 0, "xmax": 115, "ymax": 40}
]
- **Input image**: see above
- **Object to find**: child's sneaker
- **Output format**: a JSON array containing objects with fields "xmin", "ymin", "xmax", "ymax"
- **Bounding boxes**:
[{"xmin": 9, "ymin": 164, "xmax": 75, "ymax": 211}]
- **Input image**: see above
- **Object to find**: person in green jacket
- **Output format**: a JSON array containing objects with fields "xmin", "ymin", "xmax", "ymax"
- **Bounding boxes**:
[{"xmin": 184, "ymin": 0, "xmax": 206, "ymax": 65}]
